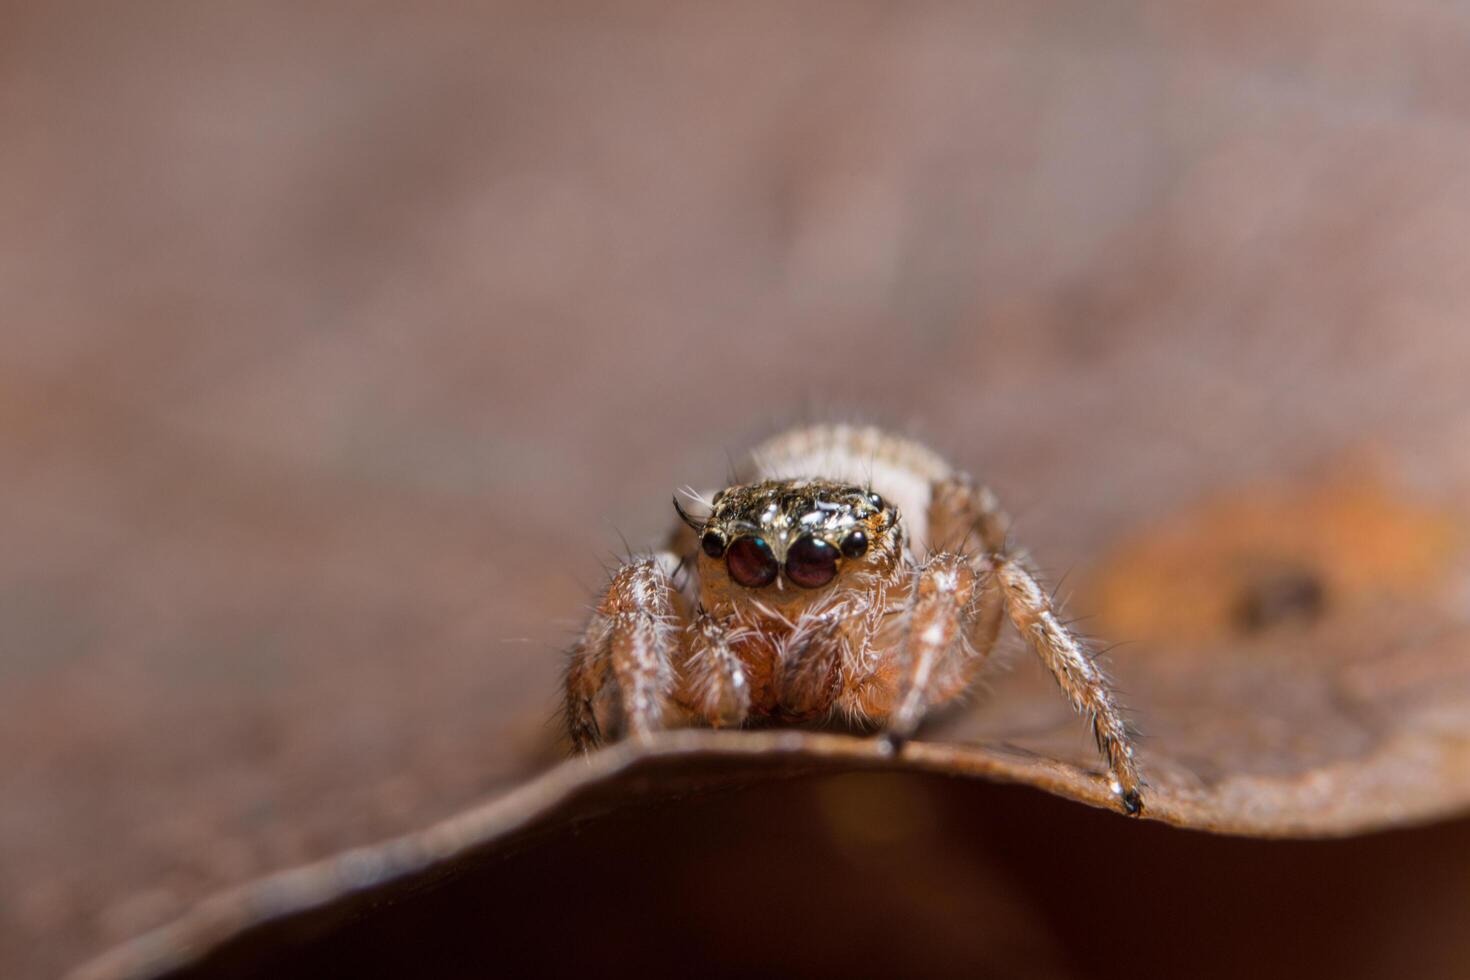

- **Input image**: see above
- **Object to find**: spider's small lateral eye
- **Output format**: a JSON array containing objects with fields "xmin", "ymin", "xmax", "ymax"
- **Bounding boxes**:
[
  {"xmin": 700, "ymin": 529, "xmax": 727, "ymax": 558},
  {"xmin": 839, "ymin": 529, "xmax": 868, "ymax": 559},
  {"xmin": 866, "ymin": 491, "xmax": 886, "ymax": 511},
  {"xmin": 785, "ymin": 535, "xmax": 839, "ymax": 589},
  {"xmin": 726, "ymin": 536, "xmax": 778, "ymax": 588}
]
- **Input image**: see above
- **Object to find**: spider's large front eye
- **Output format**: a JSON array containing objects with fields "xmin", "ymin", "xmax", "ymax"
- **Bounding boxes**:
[
  {"xmin": 785, "ymin": 535, "xmax": 838, "ymax": 588},
  {"xmin": 726, "ymin": 536, "xmax": 778, "ymax": 588}
]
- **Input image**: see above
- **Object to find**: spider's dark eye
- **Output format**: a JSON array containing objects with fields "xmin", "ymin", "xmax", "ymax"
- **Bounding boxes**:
[
  {"xmin": 867, "ymin": 492, "xmax": 886, "ymax": 511},
  {"xmin": 839, "ymin": 529, "xmax": 868, "ymax": 559},
  {"xmin": 700, "ymin": 529, "xmax": 726, "ymax": 558},
  {"xmin": 726, "ymin": 536, "xmax": 778, "ymax": 588},
  {"xmin": 785, "ymin": 535, "xmax": 839, "ymax": 589}
]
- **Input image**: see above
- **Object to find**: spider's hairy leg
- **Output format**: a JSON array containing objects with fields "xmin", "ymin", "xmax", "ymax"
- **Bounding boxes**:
[
  {"xmin": 564, "ymin": 613, "xmax": 612, "ymax": 750},
  {"xmin": 883, "ymin": 554, "xmax": 981, "ymax": 746},
  {"xmin": 684, "ymin": 609, "xmax": 749, "ymax": 728},
  {"xmin": 928, "ymin": 474, "xmax": 1011, "ymax": 554},
  {"xmin": 929, "ymin": 472, "xmax": 1143, "ymax": 814},
  {"xmin": 564, "ymin": 554, "xmax": 685, "ymax": 750},
  {"xmin": 991, "ymin": 555, "xmax": 1145, "ymax": 815}
]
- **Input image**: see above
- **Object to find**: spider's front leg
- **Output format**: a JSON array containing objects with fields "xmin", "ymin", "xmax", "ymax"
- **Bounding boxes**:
[
  {"xmin": 564, "ymin": 554, "xmax": 685, "ymax": 750},
  {"xmin": 885, "ymin": 554, "xmax": 985, "ymax": 742},
  {"xmin": 930, "ymin": 474, "xmax": 1145, "ymax": 815}
]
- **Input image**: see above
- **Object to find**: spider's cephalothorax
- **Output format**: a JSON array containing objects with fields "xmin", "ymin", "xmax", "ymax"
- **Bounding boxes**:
[
  {"xmin": 687, "ymin": 479, "xmax": 901, "ymax": 593},
  {"xmin": 564, "ymin": 425, "xmax": 1145, "ymax": 815}
]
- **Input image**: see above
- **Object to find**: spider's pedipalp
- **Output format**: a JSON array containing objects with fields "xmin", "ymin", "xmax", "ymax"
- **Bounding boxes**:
[
  {"xmin": 776, "ymin": 609, "xmax": 845, "ymax": 718},
  {"xmin": 685, "ymin": 609, "xmax": 750, "ymax": 727}
]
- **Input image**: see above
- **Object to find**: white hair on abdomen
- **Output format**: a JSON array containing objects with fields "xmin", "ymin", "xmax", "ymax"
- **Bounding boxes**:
[{"xmin": 738, "ymin": 424, "xmax": 952, "ymax": 555}]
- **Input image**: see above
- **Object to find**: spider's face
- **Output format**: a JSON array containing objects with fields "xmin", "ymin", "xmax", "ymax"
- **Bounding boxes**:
[{"xmin": 683, "ymin": 479, "xmax": 900, "ymax": 595}]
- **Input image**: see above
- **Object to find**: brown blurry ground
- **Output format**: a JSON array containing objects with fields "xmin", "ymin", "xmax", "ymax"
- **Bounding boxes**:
[{"xmin": 6, "ymin": 2, "xmax": 1470, "ymax": 977}]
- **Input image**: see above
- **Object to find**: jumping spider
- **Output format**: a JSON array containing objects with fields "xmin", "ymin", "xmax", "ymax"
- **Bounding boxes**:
[{"xmin": 564, "ymin": 424, "xmax": 1144, "ymax": 814}]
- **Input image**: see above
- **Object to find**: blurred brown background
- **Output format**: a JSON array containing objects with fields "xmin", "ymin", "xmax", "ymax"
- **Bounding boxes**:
[{"xmin": 6, "ymin": 2, "xmax": 1470, "ymax": 976}]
